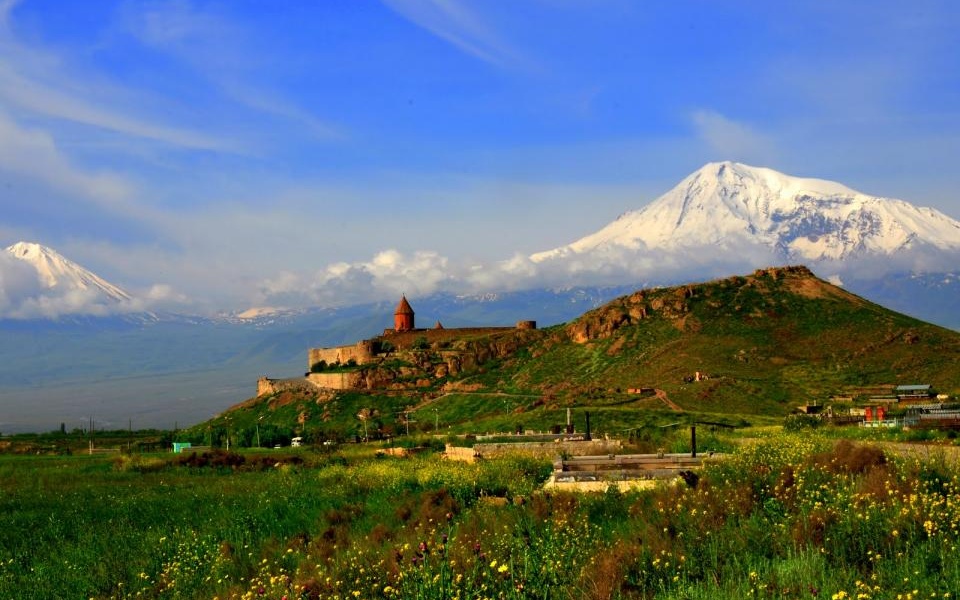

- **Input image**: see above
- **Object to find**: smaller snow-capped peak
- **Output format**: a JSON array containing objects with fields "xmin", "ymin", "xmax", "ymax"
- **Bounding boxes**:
[
  {"xmin": 235, "ymin": 307, "xmax": 285, "ymax": 320},
  {"xmin": 5, "ymin": 241, "xmax": 131, "ymax": 301},
  {"xmin": 531, "ymin": 161, "xmax": 960, "ymax": 263}
]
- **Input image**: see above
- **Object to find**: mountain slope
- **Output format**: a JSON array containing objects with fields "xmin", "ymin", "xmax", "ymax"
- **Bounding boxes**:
[
  {"xmin": 529, "ymin": 161, "xmax": 960, "ymax": 330},
  {"xmin": 6, "ymin": 242, "xmax": 131, "ymax": 301},
  {"xmin": 532, "ymin": 161, "xmax": 960, "ymax": 265}
]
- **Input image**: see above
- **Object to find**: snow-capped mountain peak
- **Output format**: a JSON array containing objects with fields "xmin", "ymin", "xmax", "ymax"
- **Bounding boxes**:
[
  {"xmin": 531, "ymin": 161, "xmax": 960, "ymax": 263},
  {"xmin": 5, "ymin": 241, "xmax": 131, "ymax": 302}
]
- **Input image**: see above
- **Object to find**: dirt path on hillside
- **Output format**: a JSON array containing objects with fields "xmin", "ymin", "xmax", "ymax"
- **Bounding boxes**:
[
  {"xmin": 655, "ymin": 389, "xmax": 683, "ymax": 412},
  {"xmin": 412, "ymin": 391, "xmax": 542, "ymax": 411}
]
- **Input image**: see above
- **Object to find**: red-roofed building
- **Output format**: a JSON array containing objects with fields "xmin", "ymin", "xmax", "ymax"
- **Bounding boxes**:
[{"xmin": 394, "ymin": 295, "xmax": 415, "ymax": 332}]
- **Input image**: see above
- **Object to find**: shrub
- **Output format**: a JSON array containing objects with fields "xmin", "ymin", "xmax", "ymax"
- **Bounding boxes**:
[
  {"xmin": 783, "ymin": 413, "xmax": 821, "ymax": 431},
  {"xmin": 112, "ymin": 455, "xmax": 168, "ymax": 473}
]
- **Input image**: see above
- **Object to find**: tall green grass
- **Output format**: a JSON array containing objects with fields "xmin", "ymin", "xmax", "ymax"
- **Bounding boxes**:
[{"xmin": 1, "ymin": 434, "xmax": 958, "ymax": 598}]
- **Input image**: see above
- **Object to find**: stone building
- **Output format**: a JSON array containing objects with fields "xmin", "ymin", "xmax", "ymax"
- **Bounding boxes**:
[
  {"xmin": 294, "ymin": 294, "xmax": 539, "ymax": 392},
  {"xmin": 394, "ymin": 295, "xmax": 415, "ymax": 332}
]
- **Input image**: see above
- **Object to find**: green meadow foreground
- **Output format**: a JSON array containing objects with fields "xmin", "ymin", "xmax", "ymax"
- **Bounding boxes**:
[{"xmin": 2, "ymin": 432, "xmax": 959, "ymax": 600}]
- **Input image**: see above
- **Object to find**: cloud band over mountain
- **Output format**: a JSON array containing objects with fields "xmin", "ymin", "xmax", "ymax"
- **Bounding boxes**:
[{"xmin": 3, "ymin": 163, "xmax": 959, "ymax": 321}]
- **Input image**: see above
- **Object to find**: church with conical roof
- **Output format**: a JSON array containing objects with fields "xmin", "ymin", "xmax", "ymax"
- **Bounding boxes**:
[
  {"xmin": 299, "ymin": 294, "xmax": 537, "ymax": 390},
  {"xmin": 394, "ymin": 295, "xmax": 415, "ymax": 332}
]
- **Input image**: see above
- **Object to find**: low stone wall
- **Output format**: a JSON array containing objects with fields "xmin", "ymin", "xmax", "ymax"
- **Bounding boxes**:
[
  {"xmin": 444, "ymin": 445, "xmax": 479, "ymax": 462},
  {"xmin": 472, "ymin": 439, "xmax": 622, "ymax": 460},
  {"xmin": 257, "ymin": 377, "xmax": 321, "ymax": 397},
  {"xmin": 308, "ymin": 340, "xmax": 376, "ymax": 370},
  {"xmin": 306, "ymin": 372, "xmax": 364, "ymax": 391}
]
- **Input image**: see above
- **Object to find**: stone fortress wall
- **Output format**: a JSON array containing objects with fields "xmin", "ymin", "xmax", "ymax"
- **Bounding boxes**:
[
  {"xmin": 306, "ymin": 322, "xmax": 536, "ymax": 373},
  {"xmin": 307, "ymin": 340, "xmax": 378, "ymax": 370},
  {"xmin": 257, "ymin": 376, "xmax": 321, "ymax": 397},
  {"xmin": 257, "ymin": 295, "xmax": 538, "ymax": 397}
]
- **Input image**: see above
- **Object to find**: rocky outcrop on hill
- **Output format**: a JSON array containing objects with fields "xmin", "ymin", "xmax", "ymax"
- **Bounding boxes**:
[
  {"xmin": 269, "ymin": 329, "xmax": 541, "ymax": 395},
  {"xmin": 566, "ymin": 284, "xmax": 694, "ymax": 343},
  {"xmin": 566, "ymin": 266, "xmax": 819, "ymax": 344}
]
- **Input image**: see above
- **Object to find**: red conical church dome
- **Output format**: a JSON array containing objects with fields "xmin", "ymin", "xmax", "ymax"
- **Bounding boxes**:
[{"xmin": 394, "ymin": 295, "xmax": 415, "ymax": 332}]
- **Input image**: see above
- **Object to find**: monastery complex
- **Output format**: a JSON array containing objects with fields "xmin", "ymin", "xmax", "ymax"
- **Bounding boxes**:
[{"xmin": 258, "ymin": 296, "xmax": 537, "ymax": 396}]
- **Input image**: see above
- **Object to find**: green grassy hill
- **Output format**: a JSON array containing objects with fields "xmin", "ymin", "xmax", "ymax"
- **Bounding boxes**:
[
  {"xmin": 193, "ymin": 266, "xmax": 960, "ymax": 441},
  {"xmin": 486, "ymin": 265, "xmax": 960, "ymax": 415}
]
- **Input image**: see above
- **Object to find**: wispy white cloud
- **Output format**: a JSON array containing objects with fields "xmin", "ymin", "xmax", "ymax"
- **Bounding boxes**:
[
  {"xmin": 0, "ymin": 4, "xmax": 237, "ymax": 152},
  {"xmin": 0, "ymin": 109, "xmax": 134, "ymax": 205},
  {"xmin": 0, "ymin": 250, "xmax": 43, "ymax": 315},
  {"xmin": 122, "ymin": 0, "xmax": 343, "ymax": 141},
  {"xmin": 134, "ymin": 0, "xmax": 229, "ymax": 49},
  {"xmin": 690, "ymin": 110, "xmax": 778, "ymax": 164},
  {"xmin": 217, "ymin": 82, "xmax": 344, "ymax": 142},
  {"xmin": 382, "ymin": 0, "xmax": 532, "ymax": 69},
  {"xmin": 0, "ymin": 0, "xmax": 18, "ymax": 26},
  {"xmin": 0, "ymin": 64, "xmax": 235, "ymax": 151}
]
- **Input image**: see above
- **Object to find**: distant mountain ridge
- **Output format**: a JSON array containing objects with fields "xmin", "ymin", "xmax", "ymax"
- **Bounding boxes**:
[{"xmin": 532, "ymin": 161, "xmax": 960, "ymax": 266}]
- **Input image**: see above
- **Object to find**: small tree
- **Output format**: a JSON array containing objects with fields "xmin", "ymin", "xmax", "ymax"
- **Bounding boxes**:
[
  {"xmin": 412, "ymin": 336, "xmax": 429, "ymax": 350},
  {"xmin": 357, "ymin": 408, "xmax": 376, "ymax": 441}
]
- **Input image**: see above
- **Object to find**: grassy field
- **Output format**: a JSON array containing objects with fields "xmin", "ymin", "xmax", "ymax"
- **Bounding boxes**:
[{"xmin": 1, "ymin": 430, "xmax": 958, "ymax": 599}]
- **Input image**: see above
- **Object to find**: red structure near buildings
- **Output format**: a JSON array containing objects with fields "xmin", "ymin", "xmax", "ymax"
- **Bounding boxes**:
[{"xmin": 394, "ymin": 295, "xmax": 415, "ymax": 332}]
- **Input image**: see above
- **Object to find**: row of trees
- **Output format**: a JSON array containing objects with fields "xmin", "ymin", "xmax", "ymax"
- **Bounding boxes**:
[{"xmin": 176, "ymin": 423, "xmax": 296, "ymax": 449}]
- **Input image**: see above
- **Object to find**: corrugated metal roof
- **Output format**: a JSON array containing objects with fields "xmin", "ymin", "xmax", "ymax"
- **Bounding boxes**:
[{"xmin": 896, "ymin": 384, "xmax": 931, "ymax": 392}]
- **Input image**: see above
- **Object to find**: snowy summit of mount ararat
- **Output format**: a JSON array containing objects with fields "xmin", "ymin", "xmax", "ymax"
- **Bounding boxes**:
[
  {"xmin": 5, "ymin": 241, "xmax": 131, "ymax": 302},
  {"xmin": 531, "ymin": 161, "xmax": 960, "ymax": 265}
]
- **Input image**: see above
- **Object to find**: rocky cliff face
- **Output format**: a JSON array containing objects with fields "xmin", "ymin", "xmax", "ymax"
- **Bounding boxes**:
[
  {"xmin": 565, "ymin": 265, "xmax": 820, "ymax": 344},
  {"xmin": 352, "ymin": 330, "xmax": 537, "ymax": 390}
]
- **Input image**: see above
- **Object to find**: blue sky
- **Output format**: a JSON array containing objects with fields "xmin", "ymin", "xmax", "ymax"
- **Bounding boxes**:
[{"xmin": 1, "ymin": 0, "xmax": 959, "ymax": 314}]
